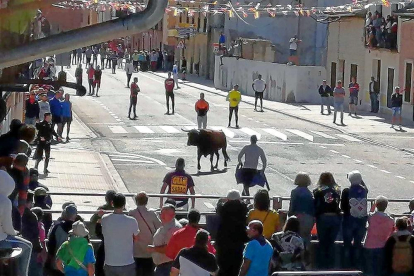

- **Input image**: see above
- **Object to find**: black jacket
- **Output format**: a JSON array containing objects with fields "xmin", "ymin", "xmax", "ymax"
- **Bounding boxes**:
[
  {"xmin": 36, "ymin": 121, "xmax": 58, "ymax": 143},
  {"xmin": 318, "ymin": 85, "xmax": 333, "ymax": 97},
  {"xmin": 313, "ymin": 185, "xmax": 341, "ymax": 217},
  {"xmin": 22, "ymin": 208, "xmax": 42, "ymax": 252},
  {"xmin": 25, "ymin": 99, "xmax": 40, "ymax": 119},
  {"xmin": 391, "ymin": 93, "xmax": 403, "ymax": 108},
  {"xmin": 384, "ymin": 233, "xmax": 414, "ymax": 276},
  {"xmin": 216, "ymin": 200, "xmax": 249, "ymax": 248}
]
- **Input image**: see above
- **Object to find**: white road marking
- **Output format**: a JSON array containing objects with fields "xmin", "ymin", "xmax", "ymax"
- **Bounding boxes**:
[
  {"xmin": 211, "ymin": 126, "xmax": 235, "ymax": 138},
  {"xmin": 204, "ymin": 202, "xmax": 215, "ymax": 209},
  {"xmin": 396, "ymin": 176, "xmax": 406, "ymax": 179},
  {"xmin": 354, "ymin": 159, "xmax": 363, "ymax": 163},
  {"xmin": 108, "ymin": 126, "xmax": 127, "ymax": 134},
  {"xmin": 310, "ymin": 131, "xmax": 338, "ymax": 139},
  {"xmin": 310, "ymin": 143, "xmax": 345, "ymax": 147},
  {"xmin": 113, "ymin": 116, "xmax": 119, "ymax": 119},
  {"xmin": 330, "ymin": 150, "xmax": 339, "ymax": 154},
  {"xmin": 109, "ymin": 153, "xmax": 166, "ymax": 166},
  {"xmin": 262, "ymin": 129, "xmax": 287, "ymax": 141},
  {"xmin": 134, "ymin": 126, "xmax": 155, "ymax": 133},
  {"xmin": 342, "ymin": 155, "xmax": 351, "ymax": 159},
  {"xmin": 239, "ymin": 127, "xmax": 261, "ymax": 139},
  {"xmin": 111, "ymin": 159, "xmax": 154, "ymax": 164},
  {"xmin": 115, "ymin": 119, "xmax": 122, "ymax": 122},
  {"xmin": 286, "ymin": 129, "xmax": 314, "ymax": 142},
  {"xmin": 411, "ymin": 181, "xmax": 414, "ymax": 184},
  {"xmin": 159, "ymin": 126, "xmax": 180, "ymax": 133},
  {"xmin": 248, "ymin": 117, "xmax": 253, "ymax": 120},
  {"xmin": 380, "ymin": 169, "xmax": 391, "ymax": 174},
  {"xmin": 320, "ymin": 146, "xmax": 327, "ymax": 149},
  {"xmin": 182, "ymin": 125, "xmax": 197, "ymax": 130},
  {"xmin": 367, "ymin": 164, "xmax": 377, "ymax": 168},
  {"xmin": 336, "ymin": 134, "xmax": 361, "ymax": 142}
]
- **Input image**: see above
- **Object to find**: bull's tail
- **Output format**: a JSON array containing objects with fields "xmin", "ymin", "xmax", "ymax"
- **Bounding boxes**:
[{"xmin": 222, "ymin": 147, "xmax": 230, "ymax": 163}]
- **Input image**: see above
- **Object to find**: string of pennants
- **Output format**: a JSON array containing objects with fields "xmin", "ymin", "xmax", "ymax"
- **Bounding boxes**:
[{"xmin": 53, "ymin": 0, "xmax": 412, "ymax": 17}]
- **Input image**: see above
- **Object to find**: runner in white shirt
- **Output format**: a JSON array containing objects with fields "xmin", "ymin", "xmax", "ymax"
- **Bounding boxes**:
[
  {"xmin": 252, "ymin": 74, "xmax": 267, "ymax": 112},
  {"xmin": 289, "ymin": 35, "xmax": 301, "ymax": 57},
  {"xmin": 172, "ymin": 62, "xmax": 180, "ymax": 89}
]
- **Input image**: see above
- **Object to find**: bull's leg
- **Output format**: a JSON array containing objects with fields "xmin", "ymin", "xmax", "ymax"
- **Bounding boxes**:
[
  {"xmin": 214, "ymin": 151, "xmax": 219, "ymax": 169},
  {"xmin": 197, "ymin": 149, "xmax": 201, "ymax": 171},
  {"xmin": 210, "ymin": 153, "xmax": 214, "ymax": 171}
]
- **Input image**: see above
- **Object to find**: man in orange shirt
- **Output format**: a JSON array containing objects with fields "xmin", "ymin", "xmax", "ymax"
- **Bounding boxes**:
[
  {"xmin": 165, "ymin": 209, "xmax": 215, "ymax": 260},
  {"xmin": 195, "ymin": 93, "xmax": 209, "ymax": 129}
]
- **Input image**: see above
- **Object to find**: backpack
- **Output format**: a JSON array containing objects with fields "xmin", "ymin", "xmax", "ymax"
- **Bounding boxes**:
[
  {"xmin": 392, "ymin": 236, "xmax": 413, "ymax": 273},
  {"xmin": 348, "ymin": 184, "xmax": 368, "ymax": 218}
]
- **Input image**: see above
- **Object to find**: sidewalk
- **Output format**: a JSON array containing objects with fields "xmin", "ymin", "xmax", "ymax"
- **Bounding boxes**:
[
  {"xmin": 29, "ymin": 113, "xmax": 129, "ymax": 218},
  {"xmin": 148, "ymin": 71, "xmax": 414, "ymax": 151}
]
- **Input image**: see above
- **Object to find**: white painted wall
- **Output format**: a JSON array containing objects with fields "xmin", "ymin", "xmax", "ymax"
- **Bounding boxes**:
[{"xmin": 214, "ymin": 57, "xmax": 326, "ymax": 104}]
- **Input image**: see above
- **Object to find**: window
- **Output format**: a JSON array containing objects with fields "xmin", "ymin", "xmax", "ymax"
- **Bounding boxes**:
[
  {"xmin": 373, "ymin": 59, "xmax": 381, "ymax": 92},
  {"xmin": 339, "ymin": 60, "xmax": 345, "ymax": 83},
  {"xmin": 186, "ymin": 13, "xmax": 189, "ymax": 23},
  {"xmin": 192, "ymin": 16, "xmax": 195, "ymax": 25},
  {"xmin": 350, "ymin": 64, "xmax": 358, "ymax": 82},
  {"xmin": 197, "ymin": 13, "xmax": 201, "ymax": 31},
  {"xmin": 387, "ymin": 68, "xmax": 395, "ymax": 108},
  {"xmin": 203, "ymin": 16, "xmax": 208, "ymax": 33},
  {"xmin": 405, "ymin": 63, "xmax": 412, "ymax": 103},
  {"xmin": 331, "ymin": 62, "xmax": 337, "ymax": 88},
  {"xmin": 179, "ymin": 13, "xmax": 182, "ymax": 23}
]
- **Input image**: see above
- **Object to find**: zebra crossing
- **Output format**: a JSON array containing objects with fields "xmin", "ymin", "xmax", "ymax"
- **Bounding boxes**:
[{"xmin": 106, "ymin": 125, "xmax": 362, "ymax": 143}]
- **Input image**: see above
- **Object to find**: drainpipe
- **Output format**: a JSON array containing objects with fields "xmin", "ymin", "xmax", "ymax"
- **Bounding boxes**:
[{"xmin": 0, "ymin": 0, "xmax": 168, "ymax": 69}]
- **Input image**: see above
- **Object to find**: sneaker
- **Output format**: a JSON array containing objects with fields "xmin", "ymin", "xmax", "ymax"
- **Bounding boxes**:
[
  {"xmin": 236, "ymin": 125, "xmax": 240, "ymax": 129},
  {"xmin": 354, "ymin": 112, "xmax": 357, "ymax": 116},
  {"xmin": 260, "ymin": 109, "xmax": 264, "ymax": 112},
  {"xmin": 348, "ymin": 113, "xmax": 352, "ymax": 116},
  {"xmin": 44, "ymin": 169, "xmax": 50, "ymax": 174}
]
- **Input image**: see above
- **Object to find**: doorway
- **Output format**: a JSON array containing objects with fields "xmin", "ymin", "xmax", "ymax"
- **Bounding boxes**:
[
  {"xmin": 387, "ymin": 68, "xmax": 394, "ymax": 108},
  {"xmin": 331, "ymin": 62, "xmax": 337, "ymax": 88}
]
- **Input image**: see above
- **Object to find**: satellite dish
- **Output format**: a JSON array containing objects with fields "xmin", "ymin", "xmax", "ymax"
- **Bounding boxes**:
[{"xmin": 0, "ymin": 98, "xmax": 7, "ymax": 122}]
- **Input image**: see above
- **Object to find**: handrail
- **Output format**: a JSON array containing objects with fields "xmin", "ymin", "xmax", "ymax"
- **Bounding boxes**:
[{"xmin": 272, "ymin": 272, "xmax": 363, "ymax": 275}]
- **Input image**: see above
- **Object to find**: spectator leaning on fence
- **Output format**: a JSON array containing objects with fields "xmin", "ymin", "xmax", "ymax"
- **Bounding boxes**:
[
  {"xmin": 216, "ymin": 189, "xmax": 249, "ymax": 276},
  {"xmin": 340, "ymin": 170, "xmax": 368, "ymax": 270},
  {"xmin": 313, "ymin": 172, "xmax": 341, "ymax": 269},
  {"xmin": 247, "ymin": 189, "xmax": 280, "ymax": 239},
  {"xmin": 288, "ymin": 172, "xmax": 314, "ymax": 249},
  {"xmin": 129, "ymin": 191, "xmax": 162, "ymax": 276},
  {"xmin": 364, "ymin": 195, "xmax": 395, "ymax": 276}
]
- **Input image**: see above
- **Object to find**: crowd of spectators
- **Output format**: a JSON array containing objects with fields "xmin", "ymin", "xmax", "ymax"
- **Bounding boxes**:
[
  {"xmin": 365, "ymin": 11, "xmax": 398, "ymax": 50},
  {"xmin": 2, "ymin": 117, "xmax": 414, "ymax": 276}
]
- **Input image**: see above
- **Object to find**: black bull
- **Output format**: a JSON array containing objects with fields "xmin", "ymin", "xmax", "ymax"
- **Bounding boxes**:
[{"xmin": 183, "ymin": 129, "xmax": 230, "ymax": 171}]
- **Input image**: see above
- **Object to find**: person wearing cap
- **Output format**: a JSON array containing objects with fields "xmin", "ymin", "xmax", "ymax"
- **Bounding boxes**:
[
  {"xmin": 49, "ymin": 90, "xmax": 63, "ymax": 134},
  {"xmin": 34, "ymin": 187, "xmax": 53, "ymax": 234},
  {"xmin": 239, "ymin": 220, "xmax": 273, "ymax": 276},
  {"xmin": 132, "ymin": 50, "xmax": 140, "ymax": 72},
  {"xmin": 237, "ymin": 135, "xmax": 267, "ymax": 199},
  {"xmin": 226, "ymin": 84, "xmax": 242, "ymax": 128},
  {"xmin": 340, "ymin": 170, "xmax": 368, "ymax": 269},
  {"xmin": 166, "ymin": 209, "xmax": 215, "ymax": 261},
  {"xmin": 391, "ymin": 86, "xmax": 403, "ymax": 129},
  {"xmin": 129, "ymin": 192, "xmax": 162, "ymax": 276},
  {"xmin": 0, "ymin": 170, "xmax": 33, "ymax": 276},
  {"xmin": 46, "ymin": 204, "xmax": 78, "ymax": 273},
  {"xmin": 318, "ymin": 80, "xmax": 333, "ymax": 115},
  {"xmin": 148, "ymin": 204, "xmax": 182, "ymax": 276},
  {"xmin": 171, "ymin": 229, "xmax": 218, "ymax": 276},
  {"xmin": 38, "ymin": 93, "xmax": 50, "ymax": 122},
  {"xmin": 56, "ymin": 221, "xmax": 96, "ymax": 276},
  {"xmin": 216, "ymin": 190, "xmax": 248, "ymax": 276}
]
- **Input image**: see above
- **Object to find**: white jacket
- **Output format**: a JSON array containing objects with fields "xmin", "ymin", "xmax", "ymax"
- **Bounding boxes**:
[
  {"xmin": 125, "ymin": 63, "xmax": 134, "ymax": 74},
  {"xmin": 0, "ymin": 171, "xmax": 17, "ymax": 241}
]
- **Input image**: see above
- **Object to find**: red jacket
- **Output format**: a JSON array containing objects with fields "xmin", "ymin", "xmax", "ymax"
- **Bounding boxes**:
[{"xmin": 165, "ymin": 225, "xmax": 216, "ymax": 260}]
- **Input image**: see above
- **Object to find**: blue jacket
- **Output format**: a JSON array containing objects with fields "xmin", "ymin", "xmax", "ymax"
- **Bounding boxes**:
[
  {"xmin": 49, "ymin": 97, "xmax": 62, "ymax": 117},
  {"xmin": 61, "ymin": 101, "xmax": 72, "ymax": 118}
]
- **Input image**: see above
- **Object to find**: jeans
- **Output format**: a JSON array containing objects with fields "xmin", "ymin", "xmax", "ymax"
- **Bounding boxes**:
[
  {"xmin": 316, "ymin": 214, "xmax": 341, "ymax": 269},
  {"xmin": 296, "ymin": 213, "xmax": 314, "ymax": 248},
  {"xmin": 154, "ymin": 262, "xmax": 172, "ymax": 276},
  {"xmin": 29, "ymin": 252, "xmax": 43, "ymax": 276},
  {"xmin": 197, "ymin": 115, "xmax": 207, "ymax": 129},
  {"xmin": 127, "ymin": 74, "xmax": 132, "ymax": 87},
  {"xmin": 0, "ymin": 235, "xmax": 33, "ymax": 276},
  {"xmin": 342, "ymin": 216, "xmax": 368, "ymax": 269},
  {"xmin": 370, "ymin": 93, "xmax": 379, "ymax": 112},
  {"xmin": 321, "ymin": 97, "xmax": 331, "ymax": 114},
  {"xmin": 24, "ymin": 117, "xmax": 36, "ymax": 126},
  {"xmin": 333, "ymin": 102, "xmax": 344, "ymax": 123},
  {"xmin": 365, "ymin": 248, "xmax": 384, "ymax": 276}
]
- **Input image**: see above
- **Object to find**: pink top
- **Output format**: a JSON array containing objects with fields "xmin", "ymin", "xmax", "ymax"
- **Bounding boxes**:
[
  {"xmin": 38, "ymin": 222, "xmax": 46, "ymax": 242},
  {"xmin": 364, "ymin": 211, "xmax": 394, "ymax": 249}
]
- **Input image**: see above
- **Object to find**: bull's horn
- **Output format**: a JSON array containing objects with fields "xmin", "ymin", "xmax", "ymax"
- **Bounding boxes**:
[{"xmin": 181, "ymin": 128, "xmax": 191, "ymax": 132}]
